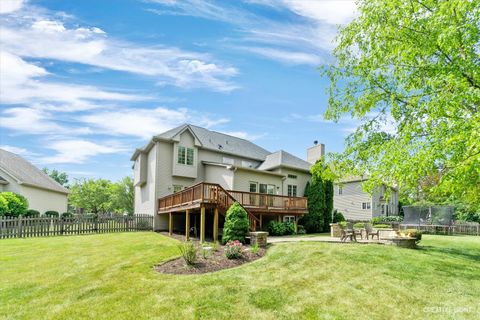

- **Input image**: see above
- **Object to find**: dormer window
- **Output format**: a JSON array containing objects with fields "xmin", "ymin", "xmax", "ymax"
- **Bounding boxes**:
[{"xmin": 178, "ymin": 146, "xmax": 194, "ymax": 165}]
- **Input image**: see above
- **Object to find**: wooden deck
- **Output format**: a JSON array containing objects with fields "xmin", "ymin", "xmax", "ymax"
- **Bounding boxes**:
[
  {"xmin": 157, "ymin": 182, "xmax": 308, "ymax": 238},
  {"xmin": 158, "ymin": 182, "xmax": 308, "ymax": 215}
]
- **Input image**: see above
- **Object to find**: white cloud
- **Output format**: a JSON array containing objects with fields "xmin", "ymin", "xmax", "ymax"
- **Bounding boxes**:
[
  {"xmin": 0, "ymin": 0, "xmax": 24, "ymax": 14},
  {"xmin": 1, "ymin": 107, "xmax": 65, "ymax": 134},
  {"xmin": 239, "ymin": 46, "xmax": 322, "ymax": 65},
  {"xmin": 0, "ymin": 7, "xmax": 238, "ymax": 92},
  {"xmin": 148, "ymin": 0, "xmax": 357, "ymax": 65},
  {"xmin": 280, "ymin": 0, "xmax": 357, "ymax": 25},
  {"xmin": 0, "ymin": 145, "xmax": 38, "ymax": 157},
  {"xmin": 79, "ymin": 107, "xmax": 229, "ymax": 139},
  {"xmin": 0, "ymin": 51, "xmax": 145, "ymax": 106},
  {"xmin": 40, "ymin": 140, "xmax": 126, "ymax": 164},
  {"xmin": 219, "ymin": 131, "xmax": 263, "ymax": 141}
]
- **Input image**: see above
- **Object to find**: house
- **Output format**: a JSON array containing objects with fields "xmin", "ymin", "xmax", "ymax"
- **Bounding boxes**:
[
  {"xmin": 333, "ymin": 176, "xmax": 399, "ymax": 221},
  {"xmin": 131, "ymin": 124, "xmax": 323, "ymax": 241},
  {"xmin": 0, "ymin": 149, "xmax": 69, "ymax": 213}
]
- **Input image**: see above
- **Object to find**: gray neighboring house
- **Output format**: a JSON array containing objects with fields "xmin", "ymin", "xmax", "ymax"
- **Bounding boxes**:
[
  {"xmin": 131, "ymin": 124, "xmax": 323, "ymax": 233},
  {"xmin": 0, "ymin": 149, "xmax": 69, "ymax": 214},
  {"xmin": 333, "ymin": 176, "xmax": 399, "ymax": 221}
]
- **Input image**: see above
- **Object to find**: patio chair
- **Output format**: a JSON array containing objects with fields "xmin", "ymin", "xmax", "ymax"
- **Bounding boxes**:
[
  {"xmin": 365, "ymin": 223, "xmax": 380, "ymax": 240},
  {"xmin": 346, "ymin": 222, "xmax": 363, "ymax": 240},
  {"xmin": 340, "ymin": 224, "xmax": 356, "ymax": 242}
]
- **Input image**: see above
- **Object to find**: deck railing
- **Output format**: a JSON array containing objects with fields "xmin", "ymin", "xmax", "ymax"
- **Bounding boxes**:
[
  {"xmin": 158, "ymin": 182, "xmax": 308, "ymax": 213},
  {"xmin": 227, "ymin": 190, "xmax": 307, "ymax": 211}
]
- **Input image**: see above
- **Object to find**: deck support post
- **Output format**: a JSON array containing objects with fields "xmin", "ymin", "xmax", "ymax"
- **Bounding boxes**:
[
  {"xmin": 294, "ymin": 216, "xmax": 298, "ymax": 233},
  {"xmin": 185, "ymin": 210, "xmax": 190, "ymax": 241},
  {"xmin": 277, "ymin": 215, "xmax": 282, "ymax": 223},
  {"xmin": 168, "ymin": 212, "xmax": 173, "ymax": 236},
  {"xmin": 200, "ymin": 206, "xmax": 206, "ymax": 243},
  {"xmin": 213, "ymin": 207, "xmax": 219, "ymax": 242},
  {"xmin": 259, "ymin": 214, "xmax": 263, "ymax": 230}
]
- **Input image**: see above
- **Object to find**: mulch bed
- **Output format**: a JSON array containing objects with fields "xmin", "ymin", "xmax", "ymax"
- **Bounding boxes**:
[{"xmin": 155, "ymin": 244, "xmax": 267, "ymax": 275}]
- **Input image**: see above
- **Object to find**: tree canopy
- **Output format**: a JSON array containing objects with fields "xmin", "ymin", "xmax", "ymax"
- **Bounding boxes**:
[
  {"xmin": 323, "ymin": 0, "xmax": 479, "ymax": 211},
  {"xmin": 42, "ymin": 168, "xmax": 69, "ymax": 187},
  {"xmin": 69, "ymin": 177, "xmax": 134, "ymax": 214}
]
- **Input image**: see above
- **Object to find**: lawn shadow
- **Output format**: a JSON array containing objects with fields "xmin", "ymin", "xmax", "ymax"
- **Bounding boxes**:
[{"xmin": 419, "ymin": 245, "xmax": 480, "ymax": 262}]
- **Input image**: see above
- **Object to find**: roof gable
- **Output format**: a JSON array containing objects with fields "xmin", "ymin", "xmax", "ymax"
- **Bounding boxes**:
[
  {"xmin": 0, "ymin": 149, "xmax": 69, "ymax": 194},
  {"xmin": 257, "ymin": 150, "xmax": 311, "ymax": 172}
]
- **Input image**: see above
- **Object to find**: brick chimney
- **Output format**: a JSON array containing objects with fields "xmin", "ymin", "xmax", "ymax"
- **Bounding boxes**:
[{"xmin": 307, "ymin": 141, "xmax": 325, "ymax": 164}]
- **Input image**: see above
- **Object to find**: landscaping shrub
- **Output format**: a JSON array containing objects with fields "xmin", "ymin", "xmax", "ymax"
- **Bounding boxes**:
[
  {"xmin": 224, "ymin": 240, "xmax": 243, "ymax": 259},
  {"xmin": 0, "ymin": 196, "xmax": 8, "ymax": 216},
  {"xmin": 25, "ymin": 209, "xmax": 40, "ymax": 217},
  {"xmin": 222, "ymin": 202, "xmax": 249, "ymax": 244},
  {"xmin": 0, "ymin": 192, "xmax": 28, "ymax": 217},
  {"xmin": 373, "ymin": 224, "xmax": 391, "ymax": 229},
  {"xmin": 332, "ymin": 210, "xmax": 346, "ymax": 223},
  {"xmin": 61, "ymin": 212, "xmax": 73, "ymax": 218},
  {"xmin": 371, "ymin": 215, "xmax": 403, "ymax": 224},
  {"xmin": 353, "ymin": 222, "xmax": 365, "ymax": 229},
  {"xmin": 44, "ymin": 211, "xmax": 59, "ymax": 217},
  {"xmin": 178, "ymin": 241, "xmax": 197, "ymax": 266},
  {"xmin": 267, "ymin": 221, "xmax": 295, "ymax": 236},
  {"xmin": 296, "ymin": 225, "xmax": 306, "ymax": 234}
]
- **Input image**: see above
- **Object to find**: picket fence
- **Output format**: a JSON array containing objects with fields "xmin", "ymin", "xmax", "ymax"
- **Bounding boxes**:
[{"xmin": 0, "ymin": 214, "xmax": 153, "ymax": 239}]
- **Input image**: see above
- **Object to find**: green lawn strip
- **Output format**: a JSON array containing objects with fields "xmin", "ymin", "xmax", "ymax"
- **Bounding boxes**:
[{"xmin": 0, "ymin": 233, "xmax": 478, "ymax": 319}]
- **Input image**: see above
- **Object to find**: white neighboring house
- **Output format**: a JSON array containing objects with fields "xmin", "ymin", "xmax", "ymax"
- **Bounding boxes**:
[
  {"xmin": 0, "ymin": 149, "xmax": 69, "ymax": 214},
  {"xmin": 333, "ymin": 176, "xmax": 399, "ymax": 221}
]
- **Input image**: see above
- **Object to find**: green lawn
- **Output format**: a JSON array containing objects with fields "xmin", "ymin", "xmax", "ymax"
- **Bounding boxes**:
[{"xmin": 1, "ymin": 233, "xmax": 479, "ymax": 320}]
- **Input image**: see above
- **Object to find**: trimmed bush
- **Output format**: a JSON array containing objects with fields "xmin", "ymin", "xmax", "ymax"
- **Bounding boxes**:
[
  {"xmin": 332, "ymin": 210, "xmax": 346, "ymax": 223},
  {"xmin": 371, "ymin": 215, "xmax": 403, "ymax": 224},
  {"xmin": 267, "ymin": 221, "xmax": 295, "ymax": 236},
  {"xmin": 353, "ymin": 222, "xmax": 365, "ymax": 229},
  {"xmin": 373, "ymin": 224, "xmax": 391, "ymax": 229},
  {"xmin": 0, "ymin": 196, "xmax": 8, "ymax": 216},
  {"xmin": 61, "ymin": 212, "xmax": 73, "ymax": 218},
  {"xmin": 222, "ymin": 202, "xmax": 249, "ymax": 244},
  {"xmin": 0, "ymin": 192, "xmax": 28, "ymax": 217},
  {"xmin": 44, "ymin": 211, "xmax": 59, "ymax": 217},
  {"xmin": 25, "ymin": 209, "xmax": 40, "ymax": 217},
  {"xmin": 224, "ymin": 240, "xmax": 243, "ymax": 259}
]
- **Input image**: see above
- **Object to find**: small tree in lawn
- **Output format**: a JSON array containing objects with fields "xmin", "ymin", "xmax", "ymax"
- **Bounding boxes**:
[{"xmin": 222, "ymin": 202, "xmax": 249, "ymax": 244}]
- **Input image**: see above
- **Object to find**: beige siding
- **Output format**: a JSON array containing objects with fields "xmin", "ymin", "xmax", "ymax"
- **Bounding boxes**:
[
  {"xmin": 20, "ymin": 185, "xmax": 68, "ymax": 214},
  {"xmin": 205, "ymin": 165, "xmax": 234, "ymax": 190},
  {"xmin": 233, "ymin": 169, "xmax": 283, "ymax": 194},
  {"xmin": 278, "ymin": 168, "xmax": 310, "ymax": 197},
  {"xmin": 333, "ymin": 181, "xmax": 373, "ymax": 221},
  {"xmin": 134, "ymin": 144, "xmax": 157, "ymax": 216},
  {"xmin": 0, "ymin": 168, "xmax": 67, "ymax": 213},
  {"xmin": 172, "ymin": 131, "xmax": 198, "ymax": 179}
]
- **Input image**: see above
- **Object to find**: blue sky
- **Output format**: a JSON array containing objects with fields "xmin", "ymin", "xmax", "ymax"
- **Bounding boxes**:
[{"xmin": 0, "ymin": 0, "xmax": 358, "ymax": 182}]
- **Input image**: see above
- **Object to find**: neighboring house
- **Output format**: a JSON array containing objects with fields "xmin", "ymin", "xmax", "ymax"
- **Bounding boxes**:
[
  {"xmin": 0, "ymin": 149, "xmax": 69, "ymax": 214},
  {"xmin": 131, "ymin": 124, "xmax": 323, "ymax": 239},
  {"xmin": 333, "ymin": 176, "xmax": 399, "ymax": 221}
]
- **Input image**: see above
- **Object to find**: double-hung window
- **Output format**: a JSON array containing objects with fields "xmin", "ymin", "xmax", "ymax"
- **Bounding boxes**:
[
  {"xmin": 288, "ymin": 185, "xmax": 297, "ymax": 197},
  {"xmin": 177, "ymin": 146, "xmax": 194, "ymax": 165},
  {"xmin": 362, "ymin": 202, "xmax": 371, "ymax": 210}
]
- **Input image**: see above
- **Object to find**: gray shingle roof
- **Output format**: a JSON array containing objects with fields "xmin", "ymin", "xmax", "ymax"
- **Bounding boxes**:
[
  {"xmin": 0, "ymin": 149, "xmax": 69, "ymax": 194},
  {"xmin": 257, "ymin": 150, "xmax": 311, "ymax": 172},
  {"xmin": 155, "ymin": 124, "xmax": 272, "ymax": 161}
]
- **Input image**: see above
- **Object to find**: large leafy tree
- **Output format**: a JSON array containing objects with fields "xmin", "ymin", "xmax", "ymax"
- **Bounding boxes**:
[
  {"xmin": 110, "ymin": 176, "xmax": 134, "ymax": 215},
  {"xmin": 69, "ymin": 179, "xmax": 113, "ymax": 214},
  {"xmin": 42, "ymin": 168, "xmax": 69, "ymax": 187},
  {"xmin": 323, "ymin": 0, "xmax": 479, "ymax": 211}
]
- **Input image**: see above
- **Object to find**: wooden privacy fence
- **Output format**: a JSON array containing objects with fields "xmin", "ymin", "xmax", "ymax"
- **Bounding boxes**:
[{"xmin": 0, "ymin": 214, "xmax": 154, "ymax": 239}]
